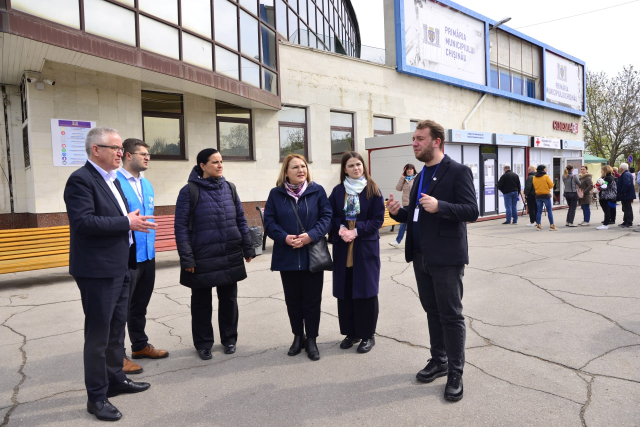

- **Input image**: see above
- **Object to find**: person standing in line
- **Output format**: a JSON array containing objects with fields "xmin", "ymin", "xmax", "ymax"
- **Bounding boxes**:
[
  {"xmin": 533, "ymin": 165, "xmax": 558, "ymax": 231},
  {"xmin": 389, "ymin": 164, "xmax": 416, "ymax": 247},
  {"xmin": 388, "ymin": 119, "xmax": 478, "ymax": 402},
  {"xmin": 174, "ymin": 148, "xmax": 255, "ymax": 360},
  {"xmin": 616, "ymin": 163, "xmax": 636, "ymax": 228},
  {"xmin": 562, "ymin": 165, "xmax": 580, "ymax": 227},
  {"xmin": 497, "ymin": 165, "xmax": 523, "ymax": 225},
  {"xmin": 523, "ymin": 166, "xmax": 537, "ymax": 226},
  {"xmin": 630, "ymin": 167, "xmax": 637, "ymax": 202},
  {"xmin": 577, "ymin": 165, "xmax": 593, "ymax": 226},
  {"xmin": 610, "ymin": 167, "xmax": 620, "ymax": 224},
  {"xmin": 64, "ymin": 127, "xmax": 153, "ymax": 422},
  {"xmin": 263, "ymin": 154, "xmax": 332, "ymax": 361},
  {"xmin": 596, "ymin": 165, "xmax": 617, "ymax": 230},
  {"xmin": 329, "ymin": 152, "xmax": 385, "ymax": 354},
  {"xmin": 116, "ymin": 138, "xmax": 169, "ymax": 375}
]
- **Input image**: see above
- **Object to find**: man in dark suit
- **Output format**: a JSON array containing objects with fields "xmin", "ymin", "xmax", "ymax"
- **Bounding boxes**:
[
  {"xmin": 64, "ymin": 127, "xmax": 156, "ymax": 421},
  {"xmin": 388, "ymin": 119, "xmax": 478, "ymax": 402}
]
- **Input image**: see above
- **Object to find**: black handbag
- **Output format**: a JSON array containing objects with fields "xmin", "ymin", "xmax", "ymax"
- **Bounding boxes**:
[{"xmin": 289, "ymin": 199, "xmax": 333, "ymax": 273}]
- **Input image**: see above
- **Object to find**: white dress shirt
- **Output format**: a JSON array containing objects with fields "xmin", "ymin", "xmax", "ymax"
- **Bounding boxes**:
[
  {"xmin": 118, "ymin": 167, "xmax": 144, "ymax": 203},
  {"xmin": 88, "ymin": 159, "xmax": 133, "ymax": 246}
]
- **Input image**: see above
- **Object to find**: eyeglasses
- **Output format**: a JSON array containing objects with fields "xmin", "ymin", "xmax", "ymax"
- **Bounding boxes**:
[
  {"xmin": 97, "ymin": 145, "xmax": 124, "ymax": 153},
  {"xmin": 133, "ymin": 153, "xmax": 151, "ymax": 159}
]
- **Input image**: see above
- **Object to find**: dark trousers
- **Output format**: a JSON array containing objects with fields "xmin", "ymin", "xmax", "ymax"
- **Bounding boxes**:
[
  {"xmin": 337, "ymin": 267, "xmax": 379, "ymax": 340},
  {"xmin": 190, "ymin": 284, "xmax": 238, "ymax": 350},
  {"xmin": 600, "ymin": 199, "xmax": 611, "ymax": 224},
  {"xmin": 526, "ymin": 195, "xmax": 537, "ymax": 223},
  {"xmin": 127, "ymin": 258, "xmax": 155, "ymax": 352},
  {"xmin": 610, "ymin": 202, "xmax": 617, "ymax": 223},
  {"xmin": 565, "ymin": 192, "xmax": 578, "ymax": 224},
  {"xmin": 280, "ymin": 270, "xmax": 324, "ymax": 338},
  {"xmin": 622, "ymin": 200, "xmax": 633, "ymax": 226},
  {"xmin": 75, "ymin": 273, "xmax": 130, "ymax": 402},
  {"xmin": 412, "ymin": 253, "xmax": 466, "ymax": 376}
]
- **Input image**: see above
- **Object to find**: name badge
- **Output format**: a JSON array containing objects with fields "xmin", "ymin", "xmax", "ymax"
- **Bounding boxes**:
[{"xmin": 413, "ymin": 207, "xmax": 420, "ymax": 222}]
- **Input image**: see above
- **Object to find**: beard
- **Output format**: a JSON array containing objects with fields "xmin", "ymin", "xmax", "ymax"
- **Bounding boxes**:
[{"xmin": 415, "ymin": 142, "xmax": 435, "ymax": 163}]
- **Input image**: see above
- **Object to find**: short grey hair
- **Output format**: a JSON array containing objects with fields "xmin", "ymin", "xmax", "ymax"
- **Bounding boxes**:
[
  {"xmin": 619, "ymin": 163, "xmax": 629, "ymax": 171},
  {"xmin": 85, "ymin": 127, "xmax": 119, "ymax": 156}
]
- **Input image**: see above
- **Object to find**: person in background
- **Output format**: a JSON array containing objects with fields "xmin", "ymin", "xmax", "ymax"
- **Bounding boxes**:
[
  {"xmin": 613, "ymin": 167, "xmax": 621, "ymax": 178},
  {"xmin": 610, "ymin": 167, "xmax": 620, "ymax": 224},
  {"xmin": 616, "ymin": 163, "xmax": 636, "ymax": 228},
  {"xmin": 263, "ymin": 154, "xmax": 332, "ymax": 361},
  {"xmin": 533, "ymin": 165, "xmax": 558, "ymax": 231},
  {"xmin": 630, "ymin": 167, "xmax": 637, "ymax": 201},
  {"xmin": 523, "ymin": 166, "xmax": 537, "ymax": 226},
  {"xmin": 390, "ymin": 163, "xmax": 417, "ymax": 247},
  {"xmin": 578, "ymin": 165, "xmax": 593, "ymax": 226},
  {"xmin": 497, "ymin": 165, "xmax": 523, "ymax": 225},
  {"xmin": 553, "ymin": 174, "xmax": 561, "ymax": 205},
  {"xmin": 562, "ymin": 165, "xmax": 580, "ymax": 227},
  {"xmin": 329, "ymin": 152, "xmax": 385, "ymax": 355},
  {"xmin": 596, "ymin": 165, "xmax": 617, "ymax": 230}
]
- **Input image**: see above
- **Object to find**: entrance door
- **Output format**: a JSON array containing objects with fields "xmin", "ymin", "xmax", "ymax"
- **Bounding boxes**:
[
  {"xmin": 481, "ymin": 153, "xmax": 498, "ymax": 216},
  {"xmin": 552, "ymin": 157, "xmax": 562, "ymax": 205}
]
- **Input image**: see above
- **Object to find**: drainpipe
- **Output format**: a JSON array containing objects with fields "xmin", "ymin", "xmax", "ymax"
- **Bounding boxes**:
[
  {"xmin": 462, "ymin": 93, "xmax": 487, "ymax": 130},
  {"xmin": 1, "ymin": 85, "xmax": 14, "ymax": 215}
]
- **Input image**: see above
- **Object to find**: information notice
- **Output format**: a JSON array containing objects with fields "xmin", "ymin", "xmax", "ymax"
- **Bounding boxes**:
[{"xmin": 51, "ymin": 119, "xmax": 95, "ymax": 167}]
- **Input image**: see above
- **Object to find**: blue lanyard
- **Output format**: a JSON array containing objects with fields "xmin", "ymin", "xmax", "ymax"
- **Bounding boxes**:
[{"xmin": 416, "ymin": 163, "xmax": 441, "ymax": 206}]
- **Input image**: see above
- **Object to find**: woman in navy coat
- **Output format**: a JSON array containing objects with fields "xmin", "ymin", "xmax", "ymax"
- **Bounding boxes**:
[
  {"xmin": 264, "ymin": 154, "xmax": 332, "ymax": 361},
  {"xmin": 328, "ymin": 151, "xmax": 385, "ymax": 354}
]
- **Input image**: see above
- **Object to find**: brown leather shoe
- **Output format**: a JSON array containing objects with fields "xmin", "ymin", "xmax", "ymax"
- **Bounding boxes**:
[
  {"xmin": 132, "ymin": 344, "xmax": 169, "ymax": 359},
  {"xmin": 123, "ymin": 356, "xmax": 143, "ymax": 374}
]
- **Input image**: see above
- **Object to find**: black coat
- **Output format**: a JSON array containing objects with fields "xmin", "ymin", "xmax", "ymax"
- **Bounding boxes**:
[
  {"xmin": 390, "ymin": 155, "xmax": 479, "ymax": 265},
  {"xmin": 497, "ymin": 170, "xmax": 521, "ymax": 194},
  {"xmin": 63, "ymin": 161, "xmax": 136, "ymax": 278}
]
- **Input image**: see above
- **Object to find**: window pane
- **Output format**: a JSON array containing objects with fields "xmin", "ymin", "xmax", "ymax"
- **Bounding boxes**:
[
  {"xmin": 215, "ymin": 0, "xmax": 238, "ymax": 50},
  {"xmin": 290, "ymin": 0, "xmax": 298, "ymax": 13},
  {"xmin": 216, "ymin": 47, "xmax": 239, "ymax": 80},
  {"xmin": 490, "ymin": 65, "xmax": 499, "ymax": 89},
  {"xmin": 310, "ymin": 31, "xmax": 317, "ymax": 48},
  {"xmin": 374, "ymin": 117, "xmax": 392, "ymax": 132},
  {"xmin": 84, "ymin": 0, "xmax": 136, "ymax": 46},
  {"xmin": 219, "ymin": 122, "xmax": 250, "ymax": 157},
  {"xmin": 141, "ymin": 91, "xmax": 183, "ymax": 113},
  {"xmin": 330, "ymin": 111, "xmax": 352, "ymax": 127},
  {"xmin": 300, "ymin": 25, "xmax": 309, "ymax": 47},
  {"xmin": 526, "ymin": 78, "xmax": 536, "ymax": 99},
  {"xmin": 299, "ymin": 0, "xmax": 307, "ymax": 23},
  {"xmin": 182, "ymin": 0, "xmax": 212, "ymax": 38},
  {"xmin": 317, "ymin": 9, "xmax": 323, "ymax": 37},
  {"xmin": 240, "ymin": 10, "xmax": 260, "ymax": 59},
  {"xmin": 239, "ymin": 0, "xmax": 257, "ymax": 15},
  {"xmin": 139, "ymin": 0, "xmax": 178, "ymax": 24},
  {"xmin": 139, "ymin": 16, "xmax": 180, "ymax": 59},
  {"xmin": 499, "ymin": 69, "xmax": 510, "ymax": 91},
  {"xmin": 279, "ymin": 106, "xmax": 305, "ymax": 123},
  {"xmin": 410, "ymin": 121, "xmax": 418, "ymax": 132},
  {"xmin": 331, "ymin": 130, "xmax": 353, "ymax": 161},
  {"xmin": 308, "ymin": 2, "xmax": 316, "ymax": 33},
  {"xmin": 12, "ymin": 0, "xmax": 80, "ymax": 29},
  {"xmin": 280, "ymin": 126, "xmax": 306, "ymax": 158},
  {"xmin": 261, "ymin": 24, "xmax": 277, "ymax": 69},
  {"xmin": 288, "ymin": 9, "xmax": 299, "ymax": 43},
  {"xmin": 217, "ymin": 102, "xmax": 251, "ymax": 119},
  {"xmin": 118, "ymin": 0, "xmax": 134, "ymax": 5},
  {"xmin": 241, "ymin": 58, "xmax": 260, "ymax": 87},
  {"xmin": 263, "ymin": 68, "xmax": 278, "ymax": 94},
  {"xmin": 145, "ymin": 117, "xmax": 182, "ymax": 156},
  {"xmin": 259, "ymin": 0, "xmax": 275, "ymax": 28},
  {"xmin": 276, "ymin": 0, "xmax": 287, "ymax": 38},
  {"xmin": 512, "ymin": 73, "xmax": 523, "ymax": 96},
  {"xmin": 183, "ymin": 32, "xmax": 213, "ymax": 70}
]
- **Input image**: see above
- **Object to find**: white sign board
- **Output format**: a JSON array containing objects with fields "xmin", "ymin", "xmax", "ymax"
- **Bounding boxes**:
[
  {"xmin": 404, "ymin": 0, "xmax": 486, "ymax": 85},
  {"xmin": 51, "ymin": 119, "xmax": 95, "ymax": 166},
  {"xmin": 449, "ymin": 129, "xmax": 492, "ymax": 144},
  {"xmin": 545, "ymin": 51, "xmax": 584, "ymax": 111},
  {"xmin": 562, "ymin": 139, "xmax": 585, "ymax": 150},
  {"xmin": 494, "ymin": 134, "xmax": 529, "ymax": 147},
  {"xmin": 532, "ymin": 136, "xmax": 561, "ymax": 150}
]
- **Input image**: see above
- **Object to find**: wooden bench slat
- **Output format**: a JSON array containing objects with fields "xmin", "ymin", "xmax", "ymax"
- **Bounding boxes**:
[
  {"xmin": 0, "ymin": 245, "xmax": 69, "ymax": 256},
  {"xmin": 0, "ymin": 249, "xmax": 69, "ymax": 261},
  {"xmin": 0, "ymin": 254, "xmax": 69, "ymax": 274},
  {"xmin": 0, "ymin": 226, "xmax": 69, "ymax": 236}
]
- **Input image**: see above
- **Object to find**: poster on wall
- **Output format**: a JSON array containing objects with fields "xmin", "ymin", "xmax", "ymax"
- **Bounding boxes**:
[
  {"xmin": 544, "ymin": 51, "xmax": 584, "ymax": 111},
  {"xmin": 51, "ymin": 119, "xmax": 95, "ymax": 167},
  {"xmin": 403, "ymin": 0, "xmax": 486, "ymax": 85}
]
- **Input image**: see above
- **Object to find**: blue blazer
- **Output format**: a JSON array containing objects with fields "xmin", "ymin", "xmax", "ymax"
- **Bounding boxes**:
[{"xmin": 64, "ymin": 161, "xmax": 136, "ymax": 278}]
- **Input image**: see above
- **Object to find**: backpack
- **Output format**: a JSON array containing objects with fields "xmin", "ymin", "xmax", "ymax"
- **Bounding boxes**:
[{"xmin": 187, "ymin": 181, "xmax": 238, "ymax": 231}]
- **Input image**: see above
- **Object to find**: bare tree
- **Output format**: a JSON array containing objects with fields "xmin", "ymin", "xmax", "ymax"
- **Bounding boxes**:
[{"xmin": 584, "ymin": 66, "xmax": 640, "ymax": 165}]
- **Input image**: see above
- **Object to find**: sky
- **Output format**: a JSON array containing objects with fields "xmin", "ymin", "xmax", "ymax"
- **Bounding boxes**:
[{"xmin": 350, "ymin": 0, "xmax": 640, "ymax": 77}]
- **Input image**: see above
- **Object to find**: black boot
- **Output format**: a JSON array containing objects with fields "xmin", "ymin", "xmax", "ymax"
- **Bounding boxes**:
[
  {"xmin": 287, "ymin": 335, "xmax": 306, "ymax": 356},
  {"xmin": 305, "ymin": 337, "xmax": 320, "ymax": 361}
]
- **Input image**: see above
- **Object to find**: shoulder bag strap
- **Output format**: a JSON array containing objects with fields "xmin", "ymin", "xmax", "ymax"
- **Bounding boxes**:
[{"xmin": 288, "ymin": 198, "xmax": 307, "ymax": 234}]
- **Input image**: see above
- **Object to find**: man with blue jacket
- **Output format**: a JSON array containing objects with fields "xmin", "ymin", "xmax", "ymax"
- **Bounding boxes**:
[
  {"xmin": 117, "ymin": 138, "xmax": 169, "ymax": 373},
  {"xmin": 616, "ymin": 162, "xmax": 636, "ymax": 228}
]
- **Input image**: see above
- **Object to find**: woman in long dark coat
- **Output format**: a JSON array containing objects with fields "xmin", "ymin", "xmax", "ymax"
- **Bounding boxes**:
[
  {"xmin": 328, "ymin": 151, "xmax": 385, "ymax": 354},
  {"xmin": 174, "ymin": 148, "xmax": 255, "ymax": 360}
]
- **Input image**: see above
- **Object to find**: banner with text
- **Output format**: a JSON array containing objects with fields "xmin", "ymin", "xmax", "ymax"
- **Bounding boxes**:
[
  {"xmin": 544, "ymin": 51, "xmax": 584, "ymax": 111},
  {"xmin": 51, "ymin": 119, "xmax": 95, "ymax": 167}
]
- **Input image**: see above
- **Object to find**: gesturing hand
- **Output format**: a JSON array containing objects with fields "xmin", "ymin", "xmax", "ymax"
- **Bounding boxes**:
[
  {"xmin": 419, "ymin": 193, "xmax": 439, "ymax": 213},
  {"xmin": 128, "ymin": 209, "xmax": 156, "ymax": 233},
  {"xmin": 387, "ymin": 193, "xmax": 401, "ymax": 215}
]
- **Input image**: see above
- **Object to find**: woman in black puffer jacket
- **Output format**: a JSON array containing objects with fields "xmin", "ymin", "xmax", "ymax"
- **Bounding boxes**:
[{"xmin": 174, "ymin": 148, "xmax": 255, "ymax": 360}]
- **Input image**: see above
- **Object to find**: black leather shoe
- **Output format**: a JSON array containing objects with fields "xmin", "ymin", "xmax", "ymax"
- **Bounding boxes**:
[
  {"xmin": 416, "ymin": 358, "xmax": 449, "ymax": 383},
  {"xmin": 357, "ymin": 337, "xmax": 375, "ymax": 353},
  {"xmin": 444, "ymin": 373, "xmax": 463, "ymax": 401},
  {"xmin": 106, "ymin": 379, "xmax": 150, "ymax": 398},
  {"xmin": 305, "ymin": 337, "xmax": 320, "ymax": 361},
  {"xmin": 501, "ymin": 221, "xmax": 510, "ymax": 225},
  {"xmin": 339, "ymin": 336, "xmax": 360, "ymax": 349},
  {"xmin": 224, "ymin": 344, "xmax": 236, "ymax": 354},
  {"xmin": 87, "ymin": 400, "xmax": 122, "ymax": 421},
  {"xmin": 197, "ymin": 349, "xmax": 212, "ymax": 360},
  {"xmin": 287, "ymin": 335, "xmax": 306, "ymax": 356}
]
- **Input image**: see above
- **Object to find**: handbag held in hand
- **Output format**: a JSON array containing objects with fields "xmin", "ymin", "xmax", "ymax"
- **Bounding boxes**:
[{"xmin": 289, "ymin": 199, "xmax": 333, "ymax": 273}]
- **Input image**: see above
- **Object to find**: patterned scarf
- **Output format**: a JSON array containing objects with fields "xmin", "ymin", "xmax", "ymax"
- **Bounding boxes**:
[
  {"xmin": 343, "ymin": 177, "xmax": 367, "ymax": 219},
  {"xmin": 285, "ymin": 179, "xmax": 308, "ymax": 203}
]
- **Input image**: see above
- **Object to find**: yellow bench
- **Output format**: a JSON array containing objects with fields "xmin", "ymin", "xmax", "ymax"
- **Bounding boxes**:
[
  {"xmin": 382, "ymin": 201, "xmax": 400, "ymax": 228},
  {"xmin": 0, "ymin": 226, "xmax": 71, "ymax": 274}
]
